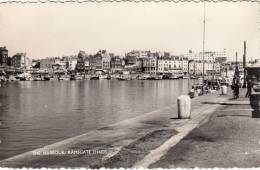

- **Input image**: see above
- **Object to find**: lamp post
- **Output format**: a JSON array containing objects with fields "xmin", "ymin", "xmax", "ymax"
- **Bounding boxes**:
[
  {"xmin": 235, "ymin": 52, "xmax": 239, "ymax": 77},
  {"xmin": 243, "ymin": 41, "xmax": 247, "ymax": 88},
  {"xmin": 212, "ymin": 54, "xmax": 215, "ymax": 80}
]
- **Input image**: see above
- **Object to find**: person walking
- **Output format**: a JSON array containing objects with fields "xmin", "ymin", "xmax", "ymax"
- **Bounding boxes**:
[
  {"xmin": 232, "ymin": 75, "xmax": 240, "ymax": 99},
  {"xmin": 245, "ymin": 78, "xmax": 252, "ymax": 98}
]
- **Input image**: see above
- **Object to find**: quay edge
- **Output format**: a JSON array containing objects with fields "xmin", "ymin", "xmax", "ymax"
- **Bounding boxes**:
[{"xmin": 0, "ymin": 92, "xmax": 228, "ymax": 168}]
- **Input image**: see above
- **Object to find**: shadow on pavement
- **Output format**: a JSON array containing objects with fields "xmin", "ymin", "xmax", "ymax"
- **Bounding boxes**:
[
  {"xmin": 201, "ymin": 101, "xmax": 249, "ymax": 105},
  {"xmin": 217, "ymin": 114, "xmax": 251, "ymax": 118}
]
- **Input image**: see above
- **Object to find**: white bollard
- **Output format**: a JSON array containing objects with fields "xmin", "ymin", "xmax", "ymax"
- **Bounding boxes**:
[
  {"xmin": 221, "ymin": 85, "xmax": 227, "ymax": 95},
  {"xmin": 177, "ymin": 95, "xmax": 191, "ymax": 119}
]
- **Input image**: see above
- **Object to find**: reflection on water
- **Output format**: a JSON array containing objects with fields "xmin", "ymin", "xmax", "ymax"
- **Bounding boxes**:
[{"xmin": 0, "ymin": 79, "xmax": 194, "ymax": 160}]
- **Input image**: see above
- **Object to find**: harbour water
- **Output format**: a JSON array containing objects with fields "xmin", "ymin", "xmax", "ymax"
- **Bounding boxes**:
[{"xmin": 0, "ymin": 79, "xmax": 194, "ymax": 160}]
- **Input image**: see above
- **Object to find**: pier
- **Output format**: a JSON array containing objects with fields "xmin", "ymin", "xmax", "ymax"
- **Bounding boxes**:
[
  {"xmin": 0, "ymin": 89, "xmax": 231, "ymax": 168},
  {"xmin": 151, "ymin": 88, "xmax": 260, "ymax": 168}
]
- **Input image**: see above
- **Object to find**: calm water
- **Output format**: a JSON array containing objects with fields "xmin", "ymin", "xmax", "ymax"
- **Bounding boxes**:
[{"xmin": 0, "ymin": 79, "xmax": 193, "ymax": 160}]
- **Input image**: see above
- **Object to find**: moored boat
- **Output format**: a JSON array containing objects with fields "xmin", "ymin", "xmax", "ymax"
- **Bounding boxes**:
[
  {"xmin": 190, "ymin": 75, "xmax": 197, "ymax": 79},
  {"xmin": 137, "ymin": 74, "xmax": 151, "ymax": 80},
  {"xmin": 19, "ymin": 73, "xmax": 32, "ymax": 81},
  {"xmin": 8, "ymin": 75, "xmax": 17, "ymax": 82},
  {"xmin": 75, "ymin": 75, "xmax": 84, "ymax": 80},
  {"xmin": 33, "ymin": 77, "xmax": 42, "ymax": 81},
  {"xmin": 43, "ymin": 74, "xmax": 51, "ymax": 81},
  {"xmin": 90, "ymin": 75, "xmax": 99, "ymax": 80},
  {"xmin": 169, "ymin": 74, "xmax": 179, "ymax": 79},
  {"xmin": 162, "ymin": 74, "xmax": 171, "ymax": 79},
  {"xmin": 58, "ymin": 76, "xmax": 70, "ymax": 81},
  {"xmin": 117, "ymin": 74, "xmax": 131, "ymax": 81},
  {"xmin": 147, "ymin": 74, "xmax": 163, "ymax": 80},
  {"xmin": 177, "ymin": 75, "xmax": 184, "ymax": 79},
  {"xmin": 99, "ymin": 74, "xmax": 111, "ymax": 80}
]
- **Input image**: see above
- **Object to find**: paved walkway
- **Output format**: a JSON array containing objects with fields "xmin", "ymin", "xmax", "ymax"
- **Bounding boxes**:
[
  {"xmin": 0, "ymin": 91, "xmax": 226, "ymax": 168},
  {"xmin": 151, "ymin": 88, "xmax": 260, "ymax": 168}
]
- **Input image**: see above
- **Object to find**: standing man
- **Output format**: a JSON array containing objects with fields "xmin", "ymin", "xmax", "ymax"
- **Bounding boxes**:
[
  {"xmin": 245, "ymin": 76, "xmax": 252, "ymax": 98},
  {"xmin": 233, "ymin": 75, "xmax": 240, "ymax": 99}
]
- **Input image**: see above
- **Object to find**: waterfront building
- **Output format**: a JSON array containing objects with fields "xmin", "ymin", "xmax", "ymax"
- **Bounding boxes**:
[
  {"xmin": 111, "ymin": 56, "xmax": 124, "ymax": 73},
  {"xmin": 184, "ymin": 51, "xmax": 214, "ymax": 62},
  {"xmin": 7, "ymin": 57, "xmax": 14, "ymax": 67},
  {"xmin": 143, "ymin": 53, "xmax": 158, "ymax": 74},
  {"xmin": 88, "ymin": 52, "xmax": 102, "ymax": 73},
  {"xmin": 0, "ymin": 47, "xmax": 8, "ymax": 67},
  {"xmin": 215, "ymin": 57, "xmax": 227, "ymax": 63},
  {"xmin": 31, "ymin": 60, "xmax": 40, "ymax": 69},
  {"xmin": 223, "ymin": 61, "xmax": 244, "ymax": 77},
  {"xmin": 188, "ymin": 60, "xmax": 220, "ymax": 75},
  {"xmin": 163, "ymin": 52, "xmax": 171, "ymax": 58},
  {"xmin": 68, "ymin": 59, "xmax": 77, "ymax": 71},
  {"xmin": 40, "ymin": 58, "xmax": 55, "ymax": 70},
  {"xmin": 52, "ymin": 58, "xmax": 67, "ymax": 71},
  {"xmin": 157, "ymin": 56, "xmax": 189, "ymax": 74},
  {"xmin": 126, "ymin": 50, "xmax": 150, "ymax": 59},
  {"xmin": 183, "ymin": 50, "xmax": 196, "ymax": 61},
  {"xmin": 227, "ymin": 61, "xmax": 244, "ymax": 71},
  {"xmin": 25, "ymin": 57, "xmax": 32, "ymax": 70},
  {"xmin": 84, "ymin": 59, "xmax": 90, "ymax": 72},
  {"xmin": 75, "ymin": 60, "xmax": 85, "ymax": 72},
  {"xmin": 125, "ymin": 50, "xmax": 156, "ymax": 73},
  {"xmin": 182, "ymin": 57, "xmax": 189, "ymax": 73},
  {"xmin": 214, "ymin": 49, "xmax": 227, "ymax": 62},
  {"xmin": 125, "ymin": 55, "xmax": 142, "ymax": 72},
  {"xmin": 125, "ymin": 55, "xmax": 138, "ymax": 66},
  {"xmin": 12, "ymin": 53, "xmax": 31, "ymax": 69},
  {"xmin": 183, "ymin": 49, "xmax": 227, "ymax": 62},
  {"xmin": 101, "ymin": 50, "xmax": 111, "ymax": 71},
  {"xmin": 76, "ymin": 51, "xmax": 89, "ymax": 72},
  {"xmin": 158, "ymin": 57, "xmax": 177, "ymax": 74},
  {"xmin": 124, "ymin": 60, "xmax": 142, "ymax": 72}
]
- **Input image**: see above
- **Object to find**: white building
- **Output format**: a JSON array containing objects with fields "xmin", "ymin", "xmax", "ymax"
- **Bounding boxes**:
[
  {"xmin": 101, "ymin": 50, "xmax": 111, "ymax": 70},
  {"xmin": 143, "ymin": 56, "xmax": 157, "ymax": 74},
  {"xmin": 68, "ymin": 59, "xmax": 77, "ymax": 71},
  {"xmin": 53, "ymin": 58, "xmax": 67, "ymax": 70},
  {"xmin": 182, "ymin": 58, "xmax": 189, "ymax": 73},
  {"xmin": 24, "ymin": 56, "xmax": 32, "ymax": 69},
  {"xmin": 126, "ymin": 50, "xmax": 150, "ymax": 59},
  {"xmin": 183, "ymin": 49, "xmax": 226, "ymax": 62},
  {"xmin": 189, "ymin": 61, "xmax": 220, "ymax": 75},
  {"xmin": 157, "ymin": 56, "xmax": 189, "ymax": 74},
  {"xmin": 84, "ymin": 60, "xmax": 89, "ymax": 67}
]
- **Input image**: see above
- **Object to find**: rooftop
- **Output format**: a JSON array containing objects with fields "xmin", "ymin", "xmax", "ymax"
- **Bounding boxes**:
[{"xmin": 0, "ymin": 46, "xmax": 8, "ymax": 51}]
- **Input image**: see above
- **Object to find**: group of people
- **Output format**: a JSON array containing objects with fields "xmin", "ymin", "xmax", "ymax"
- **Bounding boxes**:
[{"xmin": 231, "ymin": 75, "xmax": 252, "ymax": 99}]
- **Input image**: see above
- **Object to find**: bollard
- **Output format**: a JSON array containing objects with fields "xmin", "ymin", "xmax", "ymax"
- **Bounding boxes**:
[
  {"xmin": 250, "ymin": 94, "xmax": 260, "ymax": 118},
  {"xmin": 177, "ymin": 95, "xmax": 191, "ymax": 119},
  {"xmin": 221, "ymin": 85, "xmax": 227, "ymax": 95}
]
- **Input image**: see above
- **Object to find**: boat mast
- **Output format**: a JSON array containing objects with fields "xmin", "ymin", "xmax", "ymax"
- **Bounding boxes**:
[{"xmin": 202, "ymin": 0, "xmax": 206, "ymax": 94}]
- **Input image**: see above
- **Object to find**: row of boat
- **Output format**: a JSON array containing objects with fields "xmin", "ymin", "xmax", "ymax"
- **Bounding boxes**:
[{"xmin": 0, "ymin": 73, "xmax": 199, "ymax": 82}]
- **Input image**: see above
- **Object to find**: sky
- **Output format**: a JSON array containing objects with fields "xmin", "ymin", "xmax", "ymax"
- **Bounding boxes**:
[{"xmin": 0, "ymin": 2, "xmax": 259, "ymax": 61}]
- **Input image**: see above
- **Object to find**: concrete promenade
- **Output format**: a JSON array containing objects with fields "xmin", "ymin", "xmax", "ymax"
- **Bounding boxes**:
[
  {"xmin": 0, "ymin": 89, "xmax": 236, "ymax": 168},
  {"xmin": 151, "ymin": 88, "xmax": 260, "ymax": 168}
]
